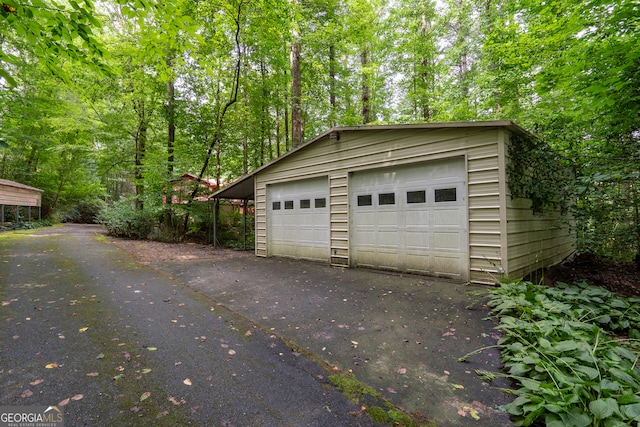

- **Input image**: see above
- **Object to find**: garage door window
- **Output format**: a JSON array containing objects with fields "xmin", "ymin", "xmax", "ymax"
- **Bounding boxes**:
[
  {"xmin": 435, "ymin": 188, "xmax": 457, "ymax": 202},
  {"xmin": 300, "ymin": 199, "xmax": 311, "ymax": 209},
  {"xmin": 272, "ymin": 201, "xmax": 281, "ymax": 210},
  {"xmin": 407, "ymin": 190, "xmax": 426, "ymax": 204},
  {"xmin": 379, "ymin": 193, "xmax": 395, "ymax": 205},
  {"xmin": 357, "ymin": 195, "xmax": 372, "ymax": 206},
  {"xmin": 284, "ymin": 200, "xmax": 294, "ymax": 209},
  {"xmin": 315, "ymin": 198, "xmax": 326, "ymax": 208}
]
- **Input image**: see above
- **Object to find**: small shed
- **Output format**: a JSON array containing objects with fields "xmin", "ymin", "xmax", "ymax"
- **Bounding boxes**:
[
  {"xmin": 0, "ymin": 179, "xmax": 44, "ymax": 223},
  {"xmin": 213, "ymin": 121, "xmax": 574, "ymax": 284}
]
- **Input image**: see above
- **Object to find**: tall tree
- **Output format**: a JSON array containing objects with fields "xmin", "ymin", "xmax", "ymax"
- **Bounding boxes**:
[{"xmin": 289, "ymin": 0, "xmax": 303, "ymax": 146}]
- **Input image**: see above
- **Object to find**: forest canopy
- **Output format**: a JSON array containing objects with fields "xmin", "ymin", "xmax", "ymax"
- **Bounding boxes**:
[{"xmin": 0, "ymin": 0, "xmax": 638, "ymax": 263}]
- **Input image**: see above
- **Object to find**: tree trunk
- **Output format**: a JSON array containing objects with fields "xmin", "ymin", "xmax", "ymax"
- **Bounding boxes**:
[
  {"xmin": 290, "ymin": 38, "xmax": 303, "ymax": 147},
  {"xmin": 167, "ymin": 74, "xmax": 175, "ymax": 177},
  {"xmin": 329, "ymin": 44, "xmax": 336, "ymax": 126},
  {"xmin": 134, "ymin": 100, "xmax": 146, "ymax": 211},
  {"xmin": 420, "ymin": 14, "xmax": 431, "ymax": 120},
  {"xmin": 361, "ymin": 48, "xmax": 371, "ymax": 124}
]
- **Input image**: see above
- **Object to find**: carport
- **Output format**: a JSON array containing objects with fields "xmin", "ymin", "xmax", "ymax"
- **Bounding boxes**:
[
  {"xmin": 210, "ymin": 174, "xmax": 254, "ymax": 249},
  {"xmin": 0, "ymin": 179, "xmax": 44, "ymax": 223}
]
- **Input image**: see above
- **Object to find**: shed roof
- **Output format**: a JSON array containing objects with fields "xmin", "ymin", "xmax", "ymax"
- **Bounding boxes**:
[
  {"xmin": 0, "ymin": 179, "xmax": 44, "ymax": 193},
  {"xmin": 211, "ymin": 120, "xmax": 533, "ymax": 200}
]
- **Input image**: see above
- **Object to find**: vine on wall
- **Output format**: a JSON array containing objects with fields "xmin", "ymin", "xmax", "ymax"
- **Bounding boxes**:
[{"xmin": 506, "ymin": 134, "xmax": 571, "ymax": 214}]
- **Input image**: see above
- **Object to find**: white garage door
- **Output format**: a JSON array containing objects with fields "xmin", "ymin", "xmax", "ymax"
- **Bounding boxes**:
[
  {"xmin": 267, "ymin": 177, "xmax": 329, "ymax": 261},
  {"xmin": 350, "ymin": 158, "xmax": 468, "ymax": 280}
]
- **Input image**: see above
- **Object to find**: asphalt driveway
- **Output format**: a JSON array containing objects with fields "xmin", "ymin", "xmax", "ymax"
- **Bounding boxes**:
[
  {"xmin": 1, "ymin": 224, "xmax": 512, "ymax": 426},
  {"xmin": 140, "ymin": 232, "xmax": 514, "ymax": 426},
  {"xmin": 0, "ymin": 225, "xmax": 384, "ymax": 426}
]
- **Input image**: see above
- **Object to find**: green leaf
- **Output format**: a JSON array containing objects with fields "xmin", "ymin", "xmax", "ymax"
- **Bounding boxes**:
[
  {"xmin": 553, "ymin": 340, "xmax": 580, "ymax": 352},
  {"xmin": 589, "ymin": 398, "xmax": 618, "ymax": 419},
  {"xmin": 575, "ymin": 365, "xmax": 599, "ymax": 380},
  {"xmin": 509, "ymin": 363, "xmax": 529, "ymax": 376},
  {"xmin": 623, "ymin": 403, "xmax": 640, "ymax": 420},
  {"xmin": 610, "ymin": 367, "xmax": 640, "ymax": 387},
  {"xmin": 562, "ymin": 407, "xmax": 592, "ymax": 427}
]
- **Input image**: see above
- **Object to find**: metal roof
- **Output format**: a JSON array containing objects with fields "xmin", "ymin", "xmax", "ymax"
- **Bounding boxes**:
[
  {"xmin": 211, "ymin": 120, "xmax": 533, "ymax": 200},
  {"xmin": 0, "ymin": 179, "xmax": 44, "ymax": 193}
]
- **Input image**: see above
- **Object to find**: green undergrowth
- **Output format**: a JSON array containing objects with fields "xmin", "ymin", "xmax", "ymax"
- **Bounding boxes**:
[{"xmin": 474, "ymin": 279, "xmax": 640, "ymax": 426}]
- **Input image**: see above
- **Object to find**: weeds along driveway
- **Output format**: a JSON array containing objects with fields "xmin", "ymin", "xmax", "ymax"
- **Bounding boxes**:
[
  {"xmin": 143, "ymin": 241, "xmax": 514, "ymax": 426},
  {"xmin": 0, "ymin": 225, "xmax": 385, "ymax": 427}
]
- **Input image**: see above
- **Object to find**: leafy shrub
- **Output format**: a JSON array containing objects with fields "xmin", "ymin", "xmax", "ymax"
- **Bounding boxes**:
[
  {"xmin": 217, "ymin": 210, "xmax": 255, "ymax": 249},
  {"xmin": 60, "ymin": 198, "xmax": 107, "ymax": 224},
  {"xmin": 3, "ymin": 220, "xmax": 52, "ymax": 230},
  {"xmin": 478, "ymin": 280, "xmax": 640, "ymax": 426},
  {"xmin": 97, "ymin": 199, "xmax": 156, "ymax": 239}
]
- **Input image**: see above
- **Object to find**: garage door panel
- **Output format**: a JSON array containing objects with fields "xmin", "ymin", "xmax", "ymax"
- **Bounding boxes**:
[
  {"xmin": 350, "ymin": 158, "xmax": 468, "ymax": 280},
  {"xmin": 377, "ymin": 211, "xmax": 398, "ymax": 226},
  {"xmin": 406, "ymin": 253, "xmax": 430, "ymax": 272},
  {"xmin": 433, "ymin": 256, "xmax": 459, "ymax": 274},
  {"xmin": 433, "ymin": 232, "xmax": 460, "ymax": 250},
  {"xmin": 377, "ymin": 250, "xmax": 400, "ymax": 270},
  {"xmin": 434, "ymin": 209, "xmax": 462, "ymax": 226},
  {"xmin": 406, "ymin": 232, "xmax": 428, "ymax": 249},
  {"xmin": 406, "ymin": 210, "xmax": 428, "ymax": 226}
]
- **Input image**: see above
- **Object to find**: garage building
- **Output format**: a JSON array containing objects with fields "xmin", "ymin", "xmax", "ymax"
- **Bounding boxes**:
[{"xmin": 213, "ymin": 121, "xmax": 574, "ymax": 284}]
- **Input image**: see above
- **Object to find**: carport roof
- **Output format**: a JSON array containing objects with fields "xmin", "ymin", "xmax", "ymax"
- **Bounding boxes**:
[
  {"xmin": 0, "ymin": 179, "xmax": 44, "ymax": 193},
  {"xmin": 210, "ymin": 120, "xmax": 533, "ymax": 200}
]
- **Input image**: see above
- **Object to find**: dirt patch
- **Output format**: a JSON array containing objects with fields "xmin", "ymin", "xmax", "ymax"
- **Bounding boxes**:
[
  {"xmin": 543, "ymin": 253, "xmax": 640, "ymax": 298},
  {"xmin": 108, "ymin": 237, "xmax": 252, "ymax": 264}
]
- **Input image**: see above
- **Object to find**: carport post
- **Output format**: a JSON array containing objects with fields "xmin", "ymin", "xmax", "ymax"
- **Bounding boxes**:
[
  {"xmin": 15, "ymin": 205, "xmax": 19, "ymax": 222},
  {"xmin": 243, "ymin": 198, "xmax": 248, "ymax": 250},
  {"xmin": 1, "ymin": 205, "xmax": 3, "ymax": 224},
  {"xmin": 212, "ymin": 198, "xmax": 218, "ymax": 248},
  {"xmin": 28, "ymin": 206, "xmax": 31, "ymax": 222}
]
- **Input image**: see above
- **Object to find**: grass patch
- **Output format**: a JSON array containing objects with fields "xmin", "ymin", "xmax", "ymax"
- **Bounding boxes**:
[{"xmin": 329, "ymin": 371, "xmax": 435, "ymax": 426}]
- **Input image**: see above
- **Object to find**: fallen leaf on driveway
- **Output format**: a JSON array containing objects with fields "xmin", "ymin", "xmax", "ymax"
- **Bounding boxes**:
[
  {"xmin": 96, "ymin": 353, "xmax": 105, "ymax": 359},
  {"xmin": 86, "ymin": 372, "xmax": 99, "ymax": 377},
  {"xmin": 168, "ymin": 396, "xmax": 186, "ymax": 405},
  {"xmin": 146, "ymin": 347, "xmax": 157, "ymax": 351},
  {"xmin": 30, "ymin": 379, "xmax": 44, "ymax": 386},
  {"xmin": 45, "ymin": 363, "xmax": 59, "ymax": 369},
  {"xmin": 79, "ymin": 327, "xmax": 88, "ymax": 332},
  {"xmin": 58, "ymin": 398, "xmax": 70, "ymax": 407},
  {"xmin": 140, "ymin": 392, "xmax": 151, "ymax": 401},
  {"xmin": 396, "ymin": 367, "xmax": 407, "ymax": 375},
  {"xmin": 71, "ymin": 394, "xmax": 84, "ymax": 401},
  {"xmin": 183, "ymin": 378, "xmax": 192, "ymax": 386},
  {"xmin": 21, "ymin": 389, "xmax": 33, "ymax": 398},
  {"xmin": 228, "ymin": 349, "xmax": 236, "ymax": 355},
  {"xmin": 156, "ymin": 410, "xmax": 168, "ymax": 419}
]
